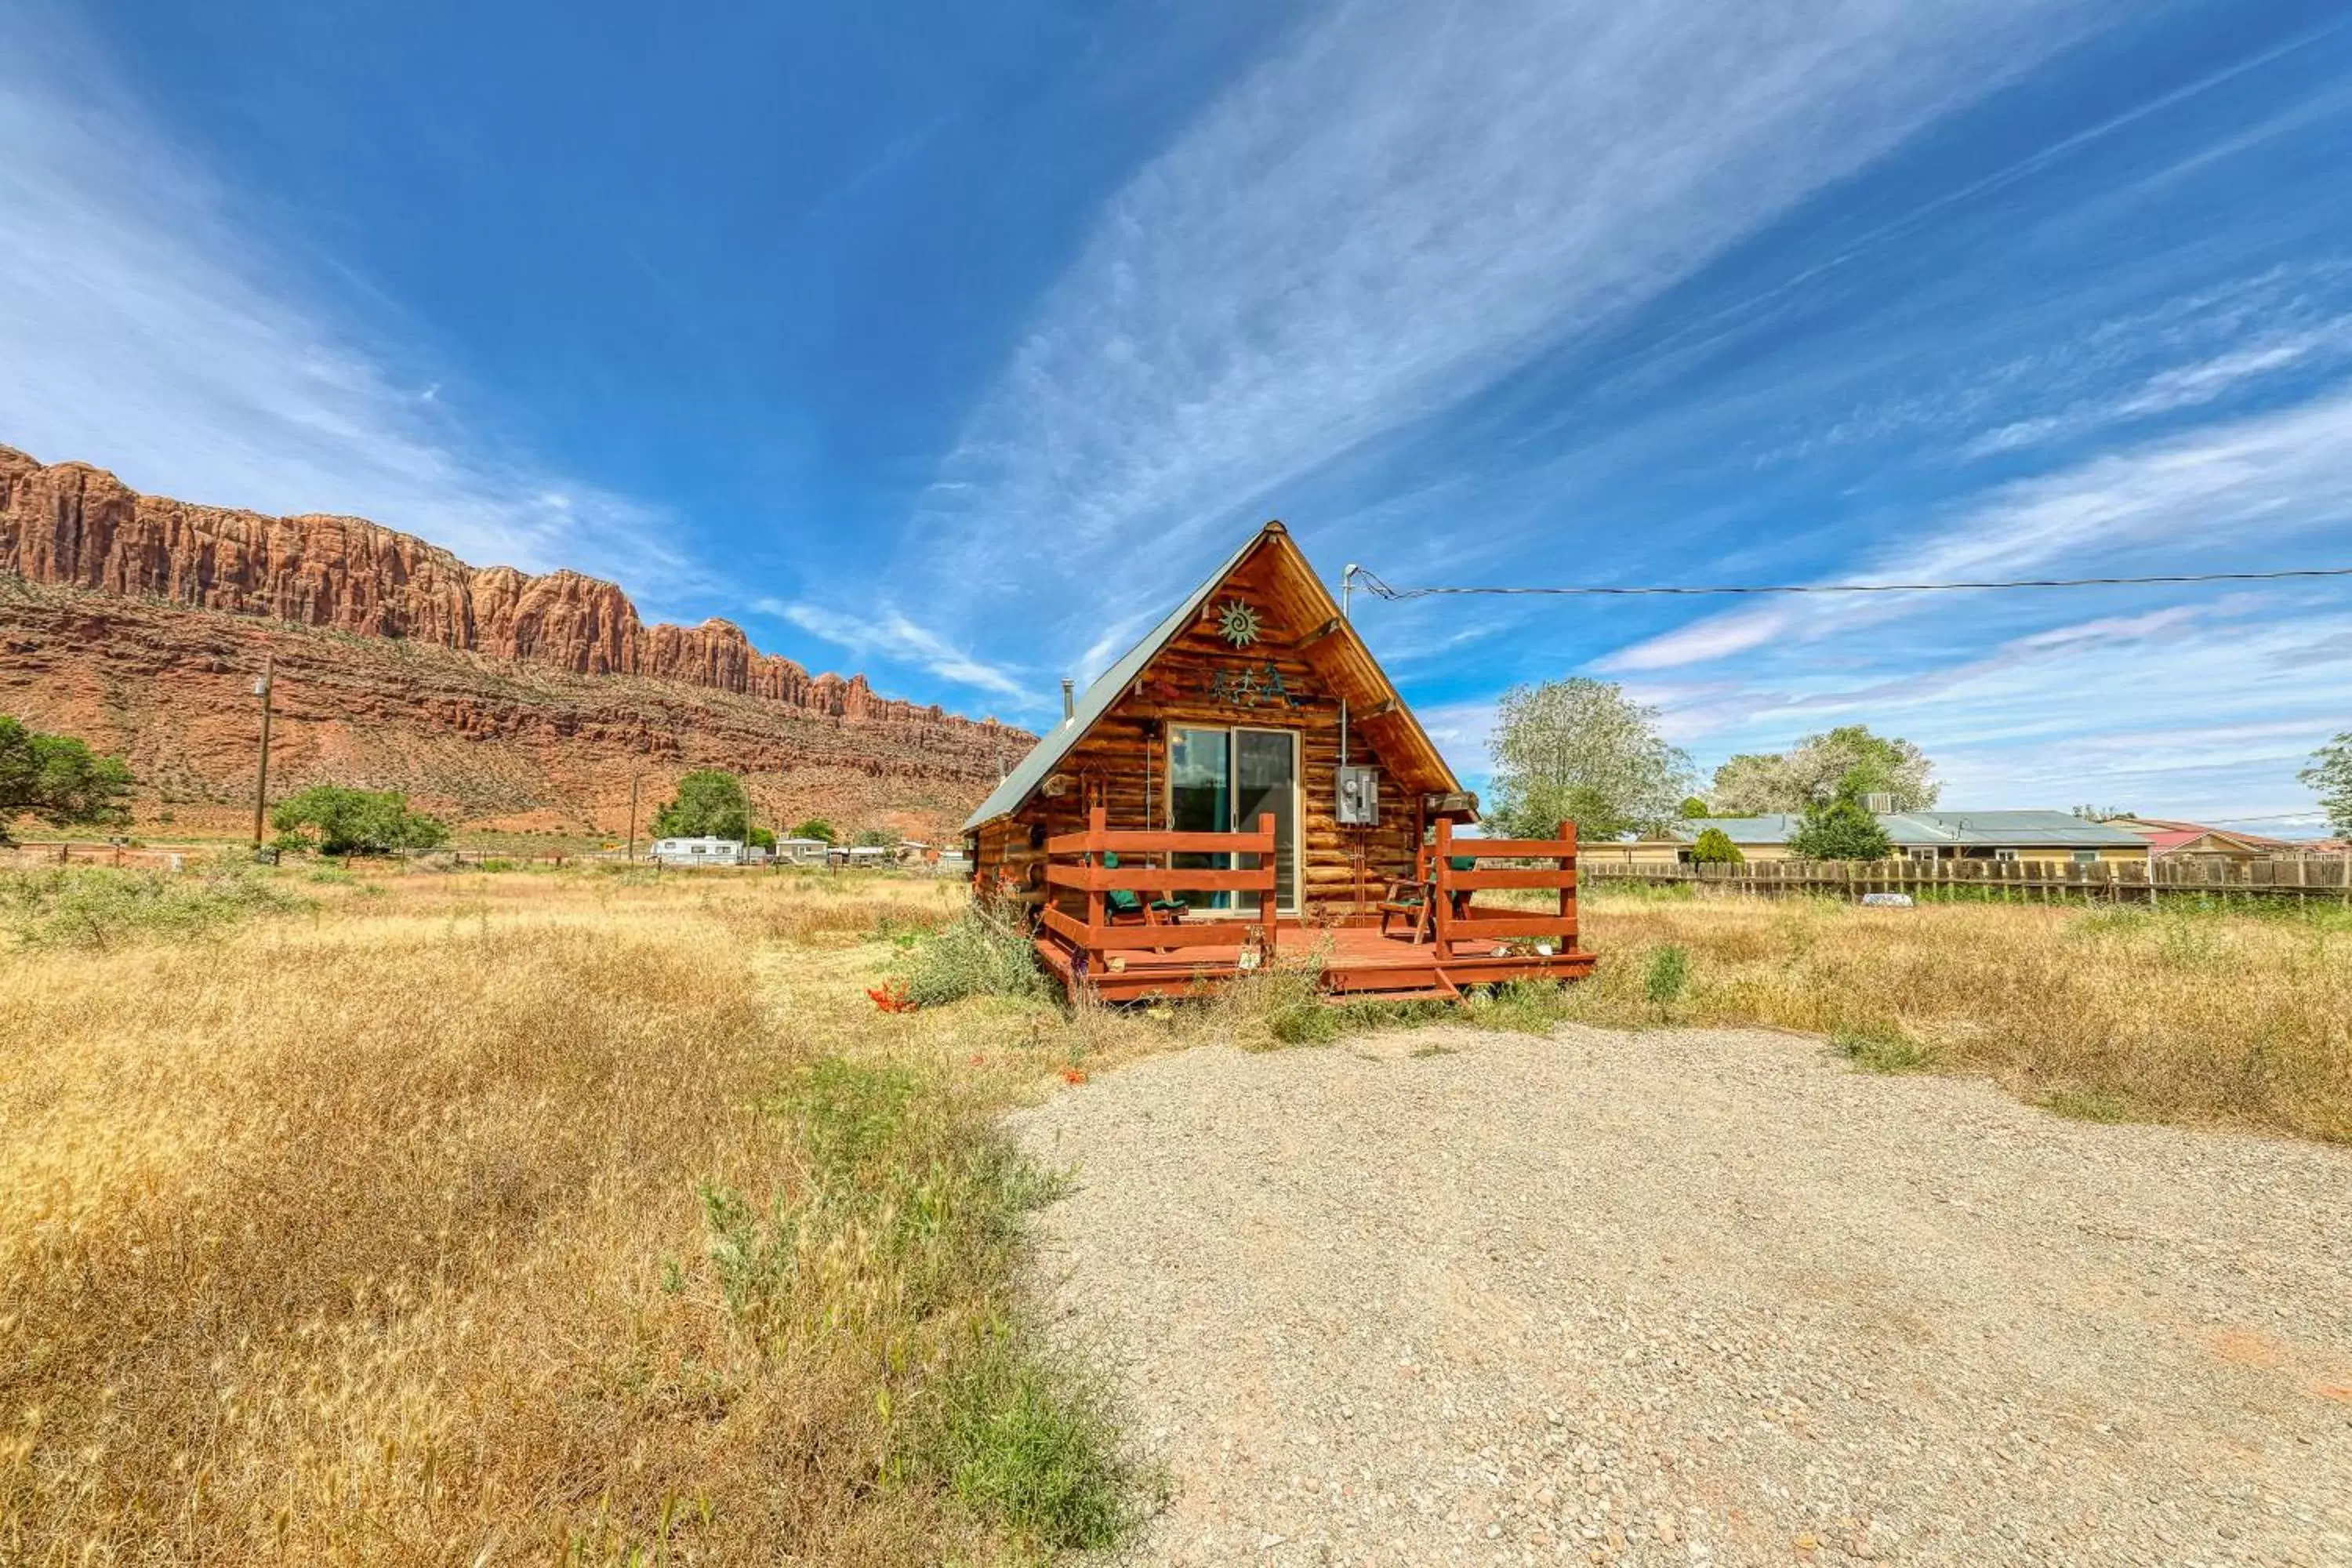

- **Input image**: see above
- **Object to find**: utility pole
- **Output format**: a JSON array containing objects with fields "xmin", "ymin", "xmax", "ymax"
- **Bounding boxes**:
[
  {"xmin": 250, "ymin": 652, "xmax": 274, "ymax": 849},
  {"xmin": 626, "ymin": 775, "xmax": 641, "ymax": 863}
]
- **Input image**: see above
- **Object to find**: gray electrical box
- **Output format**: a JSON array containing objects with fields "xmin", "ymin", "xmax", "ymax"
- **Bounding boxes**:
[{"xmin": 1336, "ymin": 765, "xmax": 1380, "ymax": 826}]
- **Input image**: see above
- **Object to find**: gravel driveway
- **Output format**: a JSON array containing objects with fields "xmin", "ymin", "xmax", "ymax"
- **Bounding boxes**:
[{"xmin": 1011, "ymin": 1025, "xmax": 2352, "ymax": 1567}]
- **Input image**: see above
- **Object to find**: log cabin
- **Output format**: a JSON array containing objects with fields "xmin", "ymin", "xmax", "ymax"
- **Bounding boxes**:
[{"xmin": 964, "ymin": 521, "xmax": 1594, "ymax": 1002}]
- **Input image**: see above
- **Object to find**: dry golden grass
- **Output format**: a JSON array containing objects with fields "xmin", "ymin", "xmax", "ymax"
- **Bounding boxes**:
[
  {"xmin": 1565, "ymin": 886, "xmax": 2352, "ymax": 1142},
  {"xmin": 0, "ymin": 867, "xmax": 1130, "ymax": 1566},
  {"xmin": 9, "ymin": 864, "xmax": 2348, "ymax": 1563}
]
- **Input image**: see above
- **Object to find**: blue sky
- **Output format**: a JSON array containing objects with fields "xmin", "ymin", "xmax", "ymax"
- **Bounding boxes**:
[{"xmin": 5, "ymin": 2, "xmax": 2350, "ymax": 831}]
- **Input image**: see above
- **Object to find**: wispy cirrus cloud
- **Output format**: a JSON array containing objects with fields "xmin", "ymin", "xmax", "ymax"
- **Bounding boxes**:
[
  {"xmin": 1838, "ymin": 608, "xmax": 2351, "ymax": 819},
  {"xmin": 1962, "ymin": 314, "xmax": 2352, "ymax": 456},
  {"xmin": 1733, "ymin": 265, "xmax": 2352, "ymax": 470},
  {"xmin": 908, "ymin": 0, "xmax": 2103, "ymax": 652},
  {"xmin": 758, "ymin": 601, "xmax": 1027, "ymax": 700},
  {"xmin": 1599, "ymin": 596, "xmax": 2350, "ymax": 822},
  {"xmin": 2273, "ymin": 628, "xmax": 2352, "ymax": 667},
  {"xmin": 0, "ymin": 13, "xmax": 694, "ymax": 600},
  {"xmin": 1607, "ymin": 380, "xmax": 2352, "ymax": 672}
]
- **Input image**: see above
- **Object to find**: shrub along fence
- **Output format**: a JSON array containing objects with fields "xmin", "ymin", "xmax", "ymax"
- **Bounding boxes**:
[
  {"xmin": 2, "ymin": 842, "xmax": 190, "ymax": 870},
  {"xmin": 0, "ymin": 843, "xmax": 919, "ymax": 872},
  {"xmin": 1583, "ymin": 853, "xmax": 2352, "ymax": 903}
]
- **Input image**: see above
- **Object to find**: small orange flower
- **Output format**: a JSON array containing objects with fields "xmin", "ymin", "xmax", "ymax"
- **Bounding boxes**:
[{"xmin": 1062, "ymin": 1067, "xmax": 1088, "ymax": 1085}]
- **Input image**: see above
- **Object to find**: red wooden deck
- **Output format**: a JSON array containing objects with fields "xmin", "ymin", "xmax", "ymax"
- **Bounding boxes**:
[{"xmin": 1032, "ymin": 809, "xmax": 1592, "ymax": 1003}]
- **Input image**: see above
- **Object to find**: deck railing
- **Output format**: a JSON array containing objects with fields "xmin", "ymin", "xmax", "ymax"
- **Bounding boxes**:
[
  {"xmin": 1039, "ymin": 805, "xmax": 1280, "ymax": 956},
  {"xmin": 1429, "ymin": 818, "xmax": 1580, "ymax": 950}
]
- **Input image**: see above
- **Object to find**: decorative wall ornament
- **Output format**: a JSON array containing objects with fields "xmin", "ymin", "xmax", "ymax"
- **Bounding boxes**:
[
  {"xmin": 1214, "ymin": 598, "xmax": 1263, "ymax": 647},
  {"xmin": 1201, "ymin": 659, "xmax": 1301, "ymax": 708}
]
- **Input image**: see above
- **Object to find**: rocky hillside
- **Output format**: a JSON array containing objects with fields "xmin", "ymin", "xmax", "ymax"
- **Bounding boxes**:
[{"xmin": 0, "ymin": 447, "xmax": 1029, "ymax": 840}]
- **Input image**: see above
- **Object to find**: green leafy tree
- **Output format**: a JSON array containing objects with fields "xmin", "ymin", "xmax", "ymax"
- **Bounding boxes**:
[
  {"xmin": 0, "ymin": 715, "xmax": 133, "ymax": 840},
  {"xmin": 789, "ymin": 817, "xmax": 837, "ymax": 844},
  {"xmin": 852, "ymin": 826, "xmax": 897, "ymax": 848},
  {"xmin": 1677, "ymin": 795, "xmax": 1711, "ymax": 820},
  {"xmin": 1689, "ymin": 827, "xmax": 1745, "ymax": 865},
  {"xmin": 651, "ymin": 770, "xmax": 750, "ymax": 841},
  {"xmin": 1711, "ymin": 725, "xmax": 1939, "ymax": 814},
  {"xmin": 1485, "ymin": 678, "xmax": 1693, "ymax": 840},
  {"xmin": 2300, "ymin": 732, "xmax": 2352, "ymax": 837},
  {"xmin": 270, "ymin": 786, "xmax": 448, "ymax": 855},
  {"xmin": 1707, "ymin": 753, "xmax": 1785, "ymax": 815},
  {"xmin": 1788, "ymin": 798, "xmax": 1893, "ymax": 861},
  {"xmin": 746, "ymin": 825, "xmax": 777, "ymax": 851}
]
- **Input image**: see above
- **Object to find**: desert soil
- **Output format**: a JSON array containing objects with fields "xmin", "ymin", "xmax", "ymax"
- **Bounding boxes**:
[{"xmin": 1011, "ymin": 1025, "xmax": 2352, "ymax": 1568}]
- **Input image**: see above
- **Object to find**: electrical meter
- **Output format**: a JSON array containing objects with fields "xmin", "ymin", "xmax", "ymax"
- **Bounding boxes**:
[{"xmin": 1336, "ymin": 765, "xmax": 1381, "ymax": 826}]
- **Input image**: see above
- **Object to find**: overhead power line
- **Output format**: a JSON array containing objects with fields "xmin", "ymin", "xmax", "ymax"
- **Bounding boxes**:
[{"xmin": 1348, "ymin": 564, "xmax": 2352, "ymax": 601}]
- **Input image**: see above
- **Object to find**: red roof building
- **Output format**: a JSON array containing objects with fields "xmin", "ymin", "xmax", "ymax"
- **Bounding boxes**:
[{"xmin": 2100, "ymin": 816, "xmax": 2303, "ymax": 858}]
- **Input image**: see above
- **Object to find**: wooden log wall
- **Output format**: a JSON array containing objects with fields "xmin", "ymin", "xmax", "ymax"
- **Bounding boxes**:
[{"xmin": 973, "ymin": 548, "xmax": 1428, "ymax": 922}]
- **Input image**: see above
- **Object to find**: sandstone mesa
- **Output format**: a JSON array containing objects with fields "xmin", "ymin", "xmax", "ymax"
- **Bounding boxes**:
[
  {"xmin": 0, "ymin": 445, "xmax": 963, "ymax": 724},
  {"xmin": 0, "ymin": 445, "xmax": 1029, "ymax": 839}
]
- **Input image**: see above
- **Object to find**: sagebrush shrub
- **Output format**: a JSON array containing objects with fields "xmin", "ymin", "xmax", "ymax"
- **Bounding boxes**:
[
  {"xmin": 1644, "ymin": 943, "xmax": 1690, "ymax": 1013},
  {"xmin": 900, "ymin": 902, "xmax": 1047, "ymax": 1007},
  {"xmin": 0, "ymin": 864, "xmax": 300, "ymax": 949}
]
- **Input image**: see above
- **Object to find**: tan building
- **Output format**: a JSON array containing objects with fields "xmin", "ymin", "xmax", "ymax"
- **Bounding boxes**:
[{"xmin": 1599, "ymin": 811, "xmax": 2154, "ymax": 867}]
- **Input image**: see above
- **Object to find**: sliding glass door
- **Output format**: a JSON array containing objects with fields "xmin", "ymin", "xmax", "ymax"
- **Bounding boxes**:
[
  {"xmin": 1167, "ymin": 726, "xmax": 1298, "ymax": 914},
  {"xmin": 1168, "ymin": 728, "xmax": 1232, "ymax": 910},
  {"xmin": 1234, "ymin": 730, "xmax": 1298, "ymax": 914}
]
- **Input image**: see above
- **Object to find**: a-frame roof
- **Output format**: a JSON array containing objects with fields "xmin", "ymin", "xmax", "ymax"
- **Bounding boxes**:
[{"xmin": 964, "ymin": 521, "xmax": 1462, "ymax": 830}]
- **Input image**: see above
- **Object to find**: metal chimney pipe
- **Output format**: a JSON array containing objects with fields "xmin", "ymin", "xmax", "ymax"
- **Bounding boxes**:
[{"xmin": 1061, "ymin": 678, "xmax": 1076, "ymax": 724}]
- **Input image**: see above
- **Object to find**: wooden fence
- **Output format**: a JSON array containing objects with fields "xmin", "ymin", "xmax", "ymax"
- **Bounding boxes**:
[
  {"xmin": 1, "ymin": 842, "xmax": 593, "ymax": 870},
  {"xmin": 0, "ymin": 843, "xmax": 938, "ymax": 873},
  {"xmin": 1, "ymin": 841, "xmax": 200, "ymax": 870},
  {"xmin": 1582, "ymin": 853, "xmax": 2352, "ymax": 902}
]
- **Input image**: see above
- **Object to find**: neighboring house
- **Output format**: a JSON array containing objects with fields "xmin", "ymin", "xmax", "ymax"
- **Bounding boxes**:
[
  {"xmin": 774, "ymin": 836, "xmax": 830, "ymax": 866},
  {"xmin": 2096, "ymin": 815, "xmax": 2296, "ymax": 860},
  {"xmin": 1602, "ymin": 811, "xmax": 2152, "ymax": 866},
  {"xmin": 830, "ymin": 844, "xmax": 893, "ymax": 867},
  {"xmin": 649, "ymin": 836, "xmax": 744, "ymax": 866}
]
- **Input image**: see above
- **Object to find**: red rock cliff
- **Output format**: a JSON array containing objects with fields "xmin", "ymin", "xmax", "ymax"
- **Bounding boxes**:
[{"xmin": 0, "ymin": 445, "xmax": 982, "ymax": 731}]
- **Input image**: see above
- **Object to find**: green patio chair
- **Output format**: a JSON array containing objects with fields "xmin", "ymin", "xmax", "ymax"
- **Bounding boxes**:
[
  {"xmin": 1443, "ymin": 854, "xmax": 1477, "ymax": 921},
  {"xmin": 1100, "ymin": 851, "xmax": 1186, "ymax": 925},
  {"xmin": 1377, "ymin": 877, "xmax": 1428, "ymax": 940}
]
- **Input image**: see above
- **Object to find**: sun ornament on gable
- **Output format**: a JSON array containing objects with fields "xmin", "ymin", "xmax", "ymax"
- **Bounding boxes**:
[{"xmin": 1214, "ymin": 598, "xmax": 1263, "ymax": 648}]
